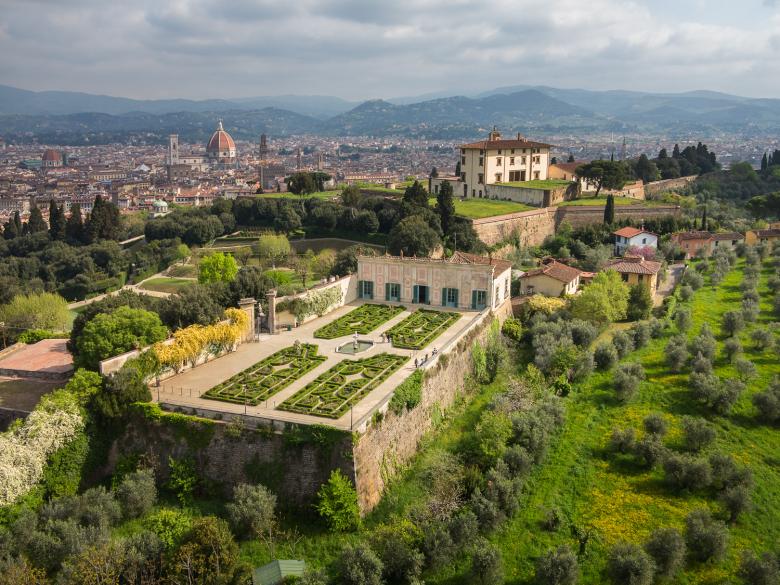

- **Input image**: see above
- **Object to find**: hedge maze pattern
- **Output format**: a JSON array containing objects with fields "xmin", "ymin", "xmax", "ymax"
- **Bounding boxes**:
[
  {"xmin": 386, "ymin": 309, "xmax": 460, "ymax": 350},
  {"xmin": 314, "ymin": 303, "xmax": 405, "ymax": 339},
  {"xmin": 202, "ymin": 343, "xmax": 325, "ymax": 405},
  {"xmin": 278, "ymin": 353, "xmax": 408, "ymax": 418}
]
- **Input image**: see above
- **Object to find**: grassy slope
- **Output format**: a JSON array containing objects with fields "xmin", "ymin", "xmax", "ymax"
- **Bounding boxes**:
[
  {"xmin": 235, "ymin": 260, "xmax": 778, "ymax": 583},
  {"xmin": 138, "ymin": 277, "xmax": 194, "ymax": 294},
  {"xmin": 481, "ymin": 261, "xmax": 779, "ymax": 585}
]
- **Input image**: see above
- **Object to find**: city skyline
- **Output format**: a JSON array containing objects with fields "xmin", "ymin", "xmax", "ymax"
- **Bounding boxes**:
[{"xmin": 1, "ymin": 0, "xmax": 779, "ymax": 101}]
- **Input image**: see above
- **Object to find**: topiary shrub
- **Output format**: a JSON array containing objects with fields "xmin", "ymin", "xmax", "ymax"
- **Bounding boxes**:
[
  {"xmin": 684, "ymin": 508, "xmax": 728, "ymax": 562},
  {"xmin": 535, "ymin": 545, "xmax": 579, "ymax": 585},
  {"xmin": 607, "ymin": 543, "xmax": 654, "ymax": 585}
]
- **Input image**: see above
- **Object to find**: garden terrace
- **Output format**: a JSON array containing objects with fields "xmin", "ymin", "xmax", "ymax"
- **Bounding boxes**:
[
  {"xmin": 201, "ymin": 343, "xmax": 325, "ymax": 405},
  {"xmin": 387, "ymin": 309, "xmax": 461, "ymax": 350},
  {"xmin": 314, "ymin": 303, "xmax": 405, "ymax": 339},
  {"xmin": 278, "ymin": 353, "xmax": 408, "ymax": 418}
]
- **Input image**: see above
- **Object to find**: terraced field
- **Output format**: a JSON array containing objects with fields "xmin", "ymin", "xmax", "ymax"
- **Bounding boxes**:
[
  {"xmin": 278, "ymin": 353, "xmax": 408, "ymax": 418},
  {"xmin": 202, "ymin": 343, "xmax": 325, "ymax": 405}
]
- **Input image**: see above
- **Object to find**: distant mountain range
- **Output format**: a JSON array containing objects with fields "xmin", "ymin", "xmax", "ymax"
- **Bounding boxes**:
[{"xmin": 1, "ymin": 83, "xmax": 779, "ymax": 144}]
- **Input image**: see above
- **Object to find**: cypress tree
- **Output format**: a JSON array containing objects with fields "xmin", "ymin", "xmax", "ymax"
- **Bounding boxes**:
[
  {"xmin": 672, "ymin": 144, "xmax": 681, "ymax": 158},
  {"xmin": 604, "ymin": 194, "xmax": 615, "ymax": 225},
  {"xmin": 437, "ymin": 180, "xmax": 456, "ymax": 238},
  {"xmin": 658, "ymin": 147, "xmax": 668, "ymax": 159},
  {"xmin": 85, "ymin": 195, "xmax": 104, "ymax": 243},
  {"xmin": 567, "ymin": 153, "xmax": 575, "ymax": 163},
  {"xmin": 66, "ymin": 203, "xmax": 85, "ymax": 242},
  {"xmin": 13, "ymin": 210, "xmax": 22, "ymax": 234},
  {"xmin": 3, "ymin": 218, "xmax": 19, "ymax": 239},
  {"xmin": 49, "ymin": 202, "xmax": 66, "ymax": 240},
  {"xmin": 701, "ymin": 207, "xmax": 708, "ymax": 232},
  {"xmin": 27, "ymin": 205, "xmax": 47, "ymax": 233},
  {"xmin": 761, "ymin": 153, "xmax": 768, "ymax": 172}
]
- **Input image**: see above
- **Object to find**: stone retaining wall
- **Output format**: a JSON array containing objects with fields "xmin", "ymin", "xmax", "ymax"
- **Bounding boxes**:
[{"xmin": 555, "ymin": 204, "xmax": 682, "ymax": 229}]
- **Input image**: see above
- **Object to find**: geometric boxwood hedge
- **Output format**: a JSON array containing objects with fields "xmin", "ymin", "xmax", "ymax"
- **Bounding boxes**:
[
  {"xmin": 201, "ymin": 343, "xmax": 325, "ymax": 406},
  {"xmin": 386, "ymin": 309, "xmax": 460, "ymax": 350},
  {"xmin": 278, "ymin": 352, "xmax": 408, "ymax": 418},
  {"xmin": 314, "ymin": 303, "xmax": 405, "ymax": 339}
]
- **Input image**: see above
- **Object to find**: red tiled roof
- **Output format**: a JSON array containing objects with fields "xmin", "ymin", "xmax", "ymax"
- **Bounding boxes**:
[
  {"xmin": 673, "ymin": 231, "xmax": 712, "ymax": 241},
  {"xmin": 750, "ymin": 229, "xmax": 780, "ymax": 238},
  {"xmin": 460, "ymin": 139, "xmax": 552, "ymax": 150},
  {"xmin": 604, "ymin": 256, "xmax": 662, "ymax": 275},
  {"xmin": 709, "ymin": 231, "xmax": 744, "ymax": 241},
  {"xmin": 520, "ymin": 260, "xmax": 581, "ymax": 283},
  {"xmin": 449, "ymin": 250, "xmax": 512, "ymax": 275},
  {"xmin": 614, "ymin": 226, "xmax": 655, "ymax": 238}
]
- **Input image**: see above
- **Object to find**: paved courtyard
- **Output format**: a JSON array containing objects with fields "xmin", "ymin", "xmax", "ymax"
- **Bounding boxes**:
[{"xmin": 155, "ymin": 300, "xmax": 482, "ymax": 430}]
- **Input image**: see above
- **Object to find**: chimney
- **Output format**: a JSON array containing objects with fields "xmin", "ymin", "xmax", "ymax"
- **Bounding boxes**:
[{"xmin": 516, "ymin": 133, "xmax": 526, "ymax": 140}]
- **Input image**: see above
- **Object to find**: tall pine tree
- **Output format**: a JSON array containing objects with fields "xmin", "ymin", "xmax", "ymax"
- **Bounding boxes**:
[
  {"xmin": 49, "ymin": 201, "xmax": 67, "ymax": 240},
  {"xmin": 604, "ymin": 194, "xmax": 615, "ymax": 225},
  {"xmin": 3, "ymin": 217, "xmax": 19, "ymax": 239}
]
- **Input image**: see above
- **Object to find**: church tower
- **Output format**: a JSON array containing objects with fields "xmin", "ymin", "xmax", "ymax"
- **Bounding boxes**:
[{"xmin": 168, "ymin": 134, "xmax": 179, "ymax": 166}]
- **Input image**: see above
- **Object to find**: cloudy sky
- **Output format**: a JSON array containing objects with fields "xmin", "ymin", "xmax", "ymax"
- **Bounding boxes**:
[{"xmin": 1, "ymin": 0, "xmax": 779, "ymax": 100}]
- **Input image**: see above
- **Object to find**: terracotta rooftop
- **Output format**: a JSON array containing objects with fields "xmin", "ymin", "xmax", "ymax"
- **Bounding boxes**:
[
  {"xmin": 673, "ymin": 230, "xmax": 712, "ymax": 241},
  {"xmin": 449, "ymin": 250, "xmax": 512, "ymax": 274},
  {"xmin": 749, "ymin": 229, "xmax": 780, "ymax": 238},
  {"xmin": 709, "ymin": 231, "xmax": 744, "ymax": 241},
  {"xmin": 520, "ymin": 260, "xmax": 582, "ymax": 283},
  {"xmin": 550, "ymin": 162, "xmax": 583, "ymax": 174},
  {"xmin": 614, "ymin": 226, "xmax": 655, "ymax": 238},
  {"xmin": 604, "ymin": 256, "xmax": 662, "ymax": 275}
]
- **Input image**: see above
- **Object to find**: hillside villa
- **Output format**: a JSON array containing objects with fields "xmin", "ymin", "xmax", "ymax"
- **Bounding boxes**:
[
  {"xmin": 672, "ymin": 230, "xmax": 744, "ymax": 259},
  {"xmin": 613, "ymin": 226, "xmax": 658, "ymax": 256},
  {"xmin": 518, "ymin": 259, "xmax": 582, "ymax": 297},
  {"xmin": 745, "ymin": 227, "xmax": 780, "ymax": 246},
  {"xmin": 604, "ymin": 256, "xmax": 663, "ymax": 296},
  {"xmin": 355, "ymin": 251, "xmax": 512, "ymax": 311}
]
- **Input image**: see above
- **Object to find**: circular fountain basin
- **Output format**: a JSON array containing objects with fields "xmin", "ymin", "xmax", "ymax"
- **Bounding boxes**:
[{"xmin": 336, "ymin": 340, "xmax": 374, "ymax": 354}]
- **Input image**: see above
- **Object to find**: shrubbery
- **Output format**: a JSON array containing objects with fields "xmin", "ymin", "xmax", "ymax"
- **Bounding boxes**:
[
  {"xmin": 613, "ymin": 362, "xmax": 645, "ymax": 403},
  {"xmin": 316, "ymin": 470, "xmax": 360, "ymax": 532},
  {"xmin": 644, "ymin": 527, "xmax": 685, "ymax": 580},
  {"xmin": 535, "ymin": 545, "xmax": 579, "ymax": 585},
  {"xmin": 684, "ymin": 508, "xmax": 728, "ymax": 562},
  {"xmin": 607, "ymin": 543, "xmax": 654, "ymax": 585}
]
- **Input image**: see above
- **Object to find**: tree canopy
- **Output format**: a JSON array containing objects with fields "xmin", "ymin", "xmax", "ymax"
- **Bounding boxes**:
[
  {"xmin": 570, "ymin": 270, "xmax": 630, "ymax": 324},
  {"xmin": 198, "ymin": 252, "xmax": 239, "ymax": 284},
  {"xmin": 388, "ymin": 216, "xmax": 441, "ymax": 257},
  {"xmin": 575, "ymin": 161, "xmax": 629, "ymax": 197}
]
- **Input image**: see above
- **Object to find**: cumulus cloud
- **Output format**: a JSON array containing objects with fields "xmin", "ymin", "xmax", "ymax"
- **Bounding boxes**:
[{"xmin": 0, "ymin": 0, "xmax": 778, "ymax": 99}]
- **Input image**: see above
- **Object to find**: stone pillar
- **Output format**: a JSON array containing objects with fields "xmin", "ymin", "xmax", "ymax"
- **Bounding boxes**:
[
  {"xmin": 238, "ymin": 298, "xmax": 256, "ymax": 342},
  {"xmin": 266, "ymin": 289, "xmax": 277, "ymax": 335}
]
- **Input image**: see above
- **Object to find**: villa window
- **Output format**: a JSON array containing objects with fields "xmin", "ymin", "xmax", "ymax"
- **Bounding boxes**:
[
  {"xmin": 478, "ymin": 173, "xmax": 484, "ymax": 184},
  {"xmin": 461, "ymin": 148, "xmax": 465, "ymax": 154},
  {"xmin": 461, "ymin": 172, "xmax": 466, "ymax": 181},
  {"xmin": 497, "ymin": 149, "xmax": 502, "ymax": 155},
  {"xmin": 534, "ymin": 171, "xmax": 540, "ymax": 180},
  {"xmin": 510, "ymin": 149, "xmax": 515, "ymax": 154},
  {"xmin": 461, "ymin": 156, "xmax": 466, "ymax": 164},
  {"xmin": 510, "ymin": 157, "xmax": 515, "ymax": 165},
  {"xmin": 479, "ymin": 157, "xmax": 484, "ymax": 166},
  {"xmin": 471, "ymin": 290, "xmax": 487, "ymax": 310},
  {"xmin": 496, "ymin": 157, "xmax": 502, "ymax": 165},
  {"xmin": 495, "ymin": 173, "xmax": 502, "ymax": 182},
  {"xmin": 385, "ymin": 282, "xmax": 401, "ymax": 302},
  {"xmin": 358, "ymin": 280, "xmax": 374, "ymax": 300}
]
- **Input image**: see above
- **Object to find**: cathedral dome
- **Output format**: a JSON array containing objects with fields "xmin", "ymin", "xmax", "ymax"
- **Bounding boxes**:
[
  {"xmin": 206, "ymin": 120, "xmax": 236, "ymax": 158},
  {"xmin": 42, "ymin": 149, "xmax": 62, "ymax": 162}
]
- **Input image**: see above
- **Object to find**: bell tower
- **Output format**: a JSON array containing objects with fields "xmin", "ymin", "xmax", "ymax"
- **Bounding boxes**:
[{"xmin": 168, "ymin": 134, "xmax": 179, "ymax": 166}]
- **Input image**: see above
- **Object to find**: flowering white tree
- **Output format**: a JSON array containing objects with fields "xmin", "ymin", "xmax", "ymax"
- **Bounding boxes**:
[{"xmin": 0, "ymin": 390, "xmax": 84, "ymax": 506}]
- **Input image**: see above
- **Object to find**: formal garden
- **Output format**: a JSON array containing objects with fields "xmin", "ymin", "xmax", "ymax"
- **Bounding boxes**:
[
  {"xmin": 201, "ymin": 343, "xmax": 326, "ymax": 405},
  {"xmin": 313, "ymin": 303, "xmax": 405, "ymax": 339},
  {"xmin": 387, "ymin": 308, "xmax": 461, "ymax": 349},
  {"xmin": 279, "ymin": 353, "xmax": 408, "ymax": 418}
]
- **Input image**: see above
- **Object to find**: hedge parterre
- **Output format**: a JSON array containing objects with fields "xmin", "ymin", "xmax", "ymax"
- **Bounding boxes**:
[
  {"xmin": 313, "ymin": 303, "xmax": 405, "ymax": 339},
  {"xmin": 278, "ymin": 353, "xmax": 408, "ymax": 418},
  {"xmin": 202, "ymin": 343, "xmax": 326, "ymax": 406},
  {"xmin": 386, "ymin": 309, "xmax": 461, "ymax": 350}
]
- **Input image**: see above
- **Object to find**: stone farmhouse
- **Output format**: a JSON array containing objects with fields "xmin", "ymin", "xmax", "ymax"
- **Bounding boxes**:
[
  {"xmin": 613, "ymin": 226, "xmax": 658, "ymax": 256},
  {"xmin": 517, "ymin": 260, "xmax": 582, "ymax": 297}
]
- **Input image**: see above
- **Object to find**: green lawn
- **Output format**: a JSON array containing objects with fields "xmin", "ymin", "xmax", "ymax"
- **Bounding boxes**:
[
  {"xmin": 138, "ymin": 277, "xmax": 194, "ymax": 294},
  {"xmin": 498, "ymin": 179, "xmax": 572, "ymax": 190},
  {"xmin": 428, "ymin": 197, "xmax": 535, "ymax": 219},
  {"xmin": 165, "ymin": 264, "xmax": 198, "ymax": 278}
]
